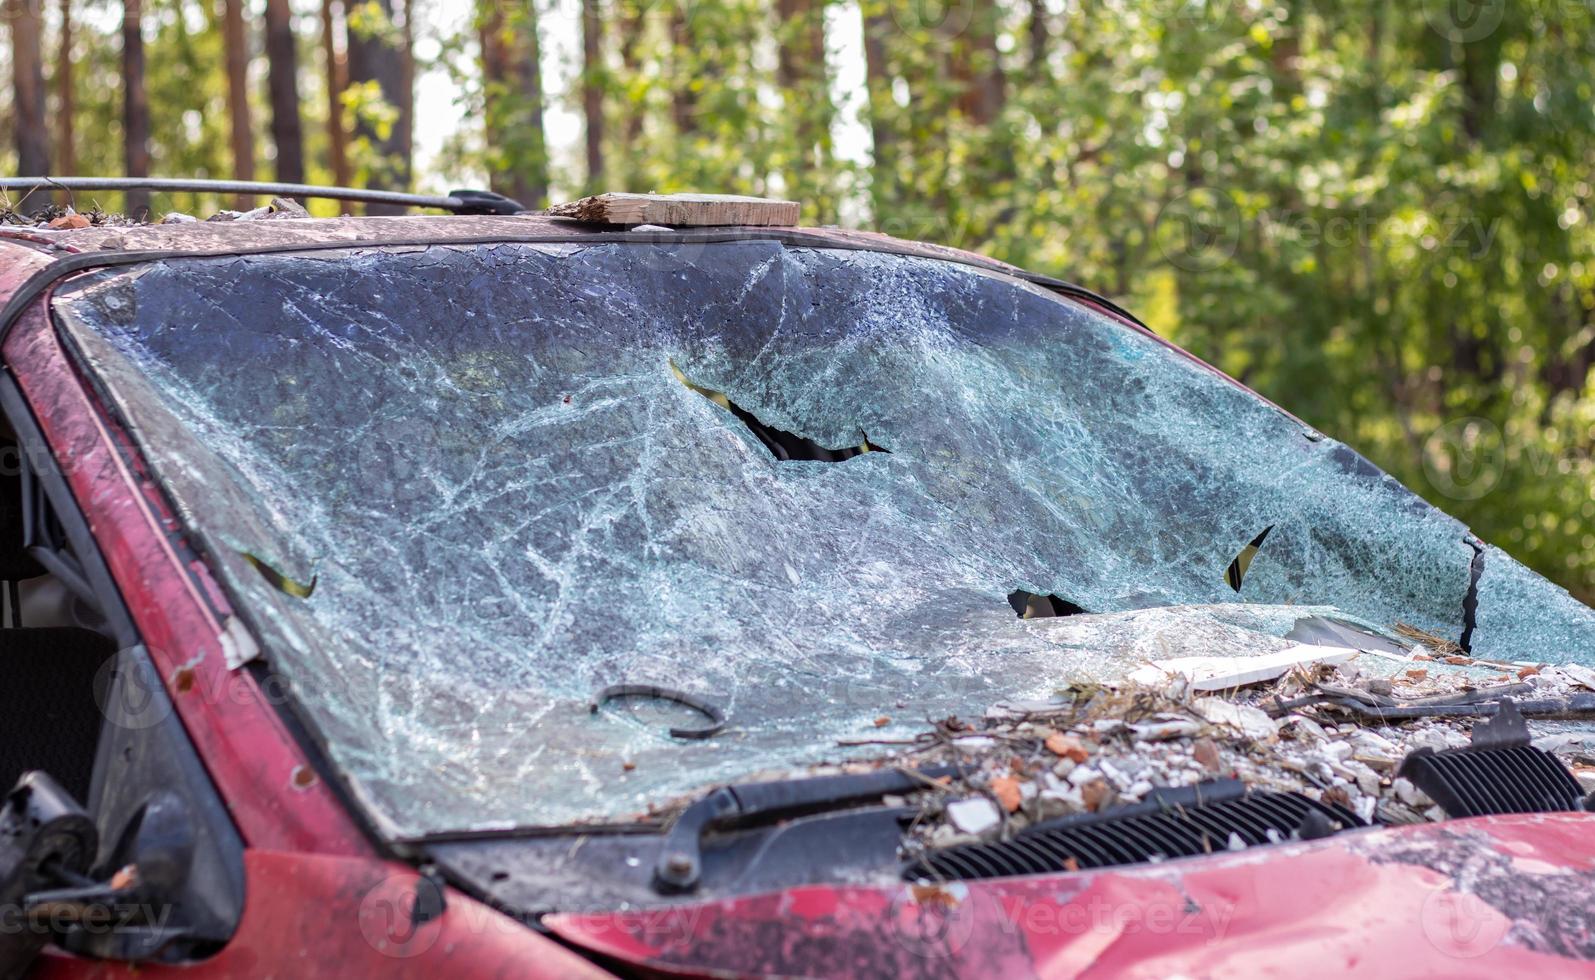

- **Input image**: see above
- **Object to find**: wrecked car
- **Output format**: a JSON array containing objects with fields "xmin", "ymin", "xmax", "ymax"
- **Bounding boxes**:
[{"xmin": 0, "ymin": 191, "xmax": 1592, "ymax": 978}]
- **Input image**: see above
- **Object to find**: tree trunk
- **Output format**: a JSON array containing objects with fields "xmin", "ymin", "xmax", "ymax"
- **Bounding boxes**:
[
  {"xmin": 397, "ymin": 0, "xmax": 414, "ymax": 184},
  {"xmin": 617, "ymin": 4, "xmax": 644, "ymax": 185},
  {"xmin": 775, "ymin": 0, "xmax": 830, "ymax": 214},
  {"xmin": 8, "ymin": 0, "xmax": 50, "ymax": 213},
  {"xmin": 265, "ymin": 0, "xmax": 305, "ymax": 184},
  {"xmin": 669, "ymin": 10, "xmax": 696, "ymax": 137},
  {"xmin": 581, "ymin": 0, "xmax": 604, "ymax": 190},
  {"xmin": 478, "ymin": 0, "xmax": 546, "ymax": 208},
  {"xmin": 55, "ymin": 0, "xmax": 75, "ymax": 183},
  {"xmin": 222, "ymin": 0, "xmax": 255, "ymax": 208},
  {"xmin": 320, "ymin": 0, "xmax": 350, "ymax": 187},
  {"xmin": 862, "ymin": 6, "xmax": 895, "ymax": 215},
  {"xmin": 346, "ymin": 0, "xmax": 412, "ymax": 212},
  {"xmin": 1029, "ymin": 0, "xmax": 1047, "ymax": 72},
  {"xmin": 122, "ymin": 0, "xmax": 151, "ymax": 218},
  {"xmin": 479, "ymin": 0, "xmax": 509, "ymax": 195},
  {"xmin": 955, "ymin": 4, "xmax": 1005, "ymax": 125}
]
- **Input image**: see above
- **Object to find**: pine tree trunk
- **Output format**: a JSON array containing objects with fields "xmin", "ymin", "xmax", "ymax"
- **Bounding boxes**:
[
  {"xmin": 398, "ymin": 0, "xmax": 414, "ymax": 184},
  {"xmin": 955, "ymin": 4, "xmax": 1005, "ymax": 125},
  {"xmin": 122, "ymin": 0, "xmax": 151, "ymax": 218},
  {"xmin": 320, "ymin": 0, "xmax": 350, "ymax": 187},
  {"xmin": 55, "ymin": 0, "xmax": 76, "ymax": 183},
  {"xmin": 775, "ymin": 0, "xmax": 830, "ymax": 214},
  {"xmin": 617, "ymin": 4, "xmax": 644, "ymax": 184},
  {"xmin": 669, "ymin": 11, "xmax": 696, "ymax": 137},
  {"xmin": 222, "ymin": 0, "xmax": 256, "ymax": 208},
  {"xmin": 346, "ymin": 0, "xmax": 411, "ymax": 212},
  {"xmin": 1029, "ymin": 0, "xmax": 1047, "ymax": 72},
  {"xmin": 581, "ymin": 0, "xmax": 604, "ymax": 191},
  {"xmin": 478, "ymin": 0, "xmax": 510, "ymax": 197},
  {"xmin": 479, "ymin": 0, "xmax": 546, "ymax": 208},
  {"xmin": 265, "ymin": 0, "xmax": 305, "ymax": 184},
  {"xmin": 509, "ymin": 4, "xmax": 547, "ymax": 207},
  {"xmin": 8, "ymin": 0, "xmax": 50, "ymax": 213},
  {"xmin": 862, "ymin": 6, "xmax": 895, "ymax": 217}
]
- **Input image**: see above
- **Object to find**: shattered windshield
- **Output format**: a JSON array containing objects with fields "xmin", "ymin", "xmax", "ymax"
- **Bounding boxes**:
[{"xmin": 51, "ymin": 240, "xmax": 1595, "ymax": 837}]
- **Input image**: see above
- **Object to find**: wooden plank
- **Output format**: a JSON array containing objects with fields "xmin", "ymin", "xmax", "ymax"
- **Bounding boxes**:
[{"xmin": 546, "ymin": 192, "xmax": 800, "ymax": 227}]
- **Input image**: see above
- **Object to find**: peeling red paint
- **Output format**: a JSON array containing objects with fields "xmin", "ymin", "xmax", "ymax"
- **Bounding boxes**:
[
  {"xmin": 548, "ymin": 815, "xmax": 1595, "ymax": 978},
  {"xmin": 28, "ymin": 851, "xmax": 612, "ymax": 979}
]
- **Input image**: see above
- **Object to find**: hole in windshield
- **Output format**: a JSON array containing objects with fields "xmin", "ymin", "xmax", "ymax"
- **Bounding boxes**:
[
  {"xmin": 1225, "ymin": 525, "xmax": 1274, "ymax": 592},
  {"xmin": 670, "ymin": 359, "xmax": 888, "ymax": 462},
  {"xmin": 1008, "ymin": 590, "xmax": 1087, "ymax": 618}
]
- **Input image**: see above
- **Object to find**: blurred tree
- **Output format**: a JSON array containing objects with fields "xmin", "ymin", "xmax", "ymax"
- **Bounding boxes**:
[
  {"xmin": 581, "ymin": 0, "xmax": 604, "ymax": 189},
  {"xmin": 53, "ymin": 0, "xmax": 74, "ymax": 184},
  {"xmin": 775, "ymin": 0, "xmax": 832, "ymax": 216},
  {"xmin": 477, "ymin": 0, "xmax": 547, "ymax": 208},
  {"xmin": 7, "ymin": 0, "xmax": 48, "ymax": 212},
  {"xmin": 121, "ymin": 0, "xmax": 149, "ymax": 217},
  {"xmin": 221, "ymin": 0, "xmax": 254, "ymax": 206},
  {"xmin": 347, "ymin": 0, "xmax": 411, "ymax": 211},
  {"xmin": 321, "ymin": 0, "xmax": 351, "ymax": 187},
  {"xmin": 265, "ymin": 0, "xmax": 304, "ymax": 183}
]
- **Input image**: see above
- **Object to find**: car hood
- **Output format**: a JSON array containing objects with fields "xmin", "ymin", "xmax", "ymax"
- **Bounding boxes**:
[{"xmin": 544, "ymin": 813, "xmax": 1595, "ymax": 978}]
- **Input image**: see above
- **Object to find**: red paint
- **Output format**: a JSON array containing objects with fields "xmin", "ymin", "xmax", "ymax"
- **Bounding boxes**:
[
  {"xmin": 28, "ymin": 850, "xmax": 613, "ymax": 979},
  {"xmin": 548, "ymin": 814, "xmax": 1595, "ymax": 978}
]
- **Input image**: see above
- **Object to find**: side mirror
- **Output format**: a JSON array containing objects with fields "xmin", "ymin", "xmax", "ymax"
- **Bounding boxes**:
[
  {"xmin": 0, "ymin": 772, "xmax": 98, "ymax": 980},
  {"xmin": 49, "ymin": 790, "xmax": 199, "ymax": 962},
  {"xmin": 0, "ymin": 776, "xmax": 200, "ymax": 969}
]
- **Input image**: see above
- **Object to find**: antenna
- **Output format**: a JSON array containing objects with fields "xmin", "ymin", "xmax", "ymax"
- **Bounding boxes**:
[{"xmin": 0, "ymin": 178, "xmax": 526, "ymax": 216}]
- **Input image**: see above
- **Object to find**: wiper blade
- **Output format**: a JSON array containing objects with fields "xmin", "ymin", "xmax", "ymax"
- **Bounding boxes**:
[{"xmin": 654, "ymin": 765, "xmax": 955, "ymax": 893}]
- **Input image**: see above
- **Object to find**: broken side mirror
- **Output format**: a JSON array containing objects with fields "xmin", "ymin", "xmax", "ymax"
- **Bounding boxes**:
[
  {"xmin": 49, "ymin": 790, "xmax": 200, "ymax": 962},
  {"xmin": 0, "ymin": 776, "xmax": 201, "ymax": 971},
  {"xmin": 0, "ymin": 771, "xmax": 98, "ymax": 980}
]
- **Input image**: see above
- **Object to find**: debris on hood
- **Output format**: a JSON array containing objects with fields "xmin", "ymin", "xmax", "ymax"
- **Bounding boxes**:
[
  {"xmin": 1128, "ymin": 643, "xmax": 1356, "ymax": 691},
  {"xmin": 845, "ymin": 647, "xmax": 1595, "ymax": 860}
]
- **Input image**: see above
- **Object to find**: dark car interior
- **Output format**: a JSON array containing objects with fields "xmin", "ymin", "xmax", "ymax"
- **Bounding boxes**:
[
  {"xmin": 0, "ymin": 429, "xmax": 117, "ymax": 805},
  {"xmin": 0, "ymin": 392, "xmax": 245, "ymax": 970}
]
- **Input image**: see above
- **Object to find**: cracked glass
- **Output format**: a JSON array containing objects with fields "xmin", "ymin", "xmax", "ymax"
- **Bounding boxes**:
[{"xmin": 50, "ymin": 241, "xmax": 1595, "ymax": 836}]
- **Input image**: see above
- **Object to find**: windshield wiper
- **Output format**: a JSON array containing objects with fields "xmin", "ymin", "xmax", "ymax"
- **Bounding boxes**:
[{"xmin": 654, "ymin": 765, "xmax": 955, "ymax": 893}]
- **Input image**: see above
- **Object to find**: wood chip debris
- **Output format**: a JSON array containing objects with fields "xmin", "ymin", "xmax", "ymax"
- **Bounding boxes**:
[{"xmin": 836, "ymin": 653, "xmax": 1595, "ymax": 857}]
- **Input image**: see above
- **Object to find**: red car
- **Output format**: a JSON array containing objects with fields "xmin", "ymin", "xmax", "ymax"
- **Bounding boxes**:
[{"xmin": 0, "ymin": 189, "xmax": 1591, "ymax": 979}]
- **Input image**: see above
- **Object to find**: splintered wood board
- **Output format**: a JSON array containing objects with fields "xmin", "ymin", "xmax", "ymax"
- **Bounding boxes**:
[{"xmin": 546, "ymin": 192, "xmax": 801, "ymax": 227}]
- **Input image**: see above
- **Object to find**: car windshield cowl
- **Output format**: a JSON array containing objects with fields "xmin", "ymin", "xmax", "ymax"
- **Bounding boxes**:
[{"xmin": 47, "ymin": 238, "xmax": 1595, "ymax": 840}]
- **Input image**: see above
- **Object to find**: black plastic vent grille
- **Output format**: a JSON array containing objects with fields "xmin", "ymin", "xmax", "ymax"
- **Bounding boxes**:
[
  {"xmin": 905, "ymin": 789, "xmax": 1362, "ymax": 883},
  {"xmin": 1398, "ymin": 744, "xmax": 1584, "ymax": 818}
]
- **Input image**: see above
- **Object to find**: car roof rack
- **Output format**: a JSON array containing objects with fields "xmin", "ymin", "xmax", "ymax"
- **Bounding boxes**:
[{"xmin": 0, "ymin": 177, "xmax": 526, "ymax": 216}]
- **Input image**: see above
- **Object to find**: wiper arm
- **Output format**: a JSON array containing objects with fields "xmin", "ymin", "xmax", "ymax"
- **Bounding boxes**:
[{"xmin": 654, "ymin": 765, "xmax": 955, "ymax": 893}]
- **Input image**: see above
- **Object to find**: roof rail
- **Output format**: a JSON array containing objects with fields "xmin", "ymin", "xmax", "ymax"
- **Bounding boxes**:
[{"xmin": 0, "ymin": 177, "xmax": 526, "ymax": 216}]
